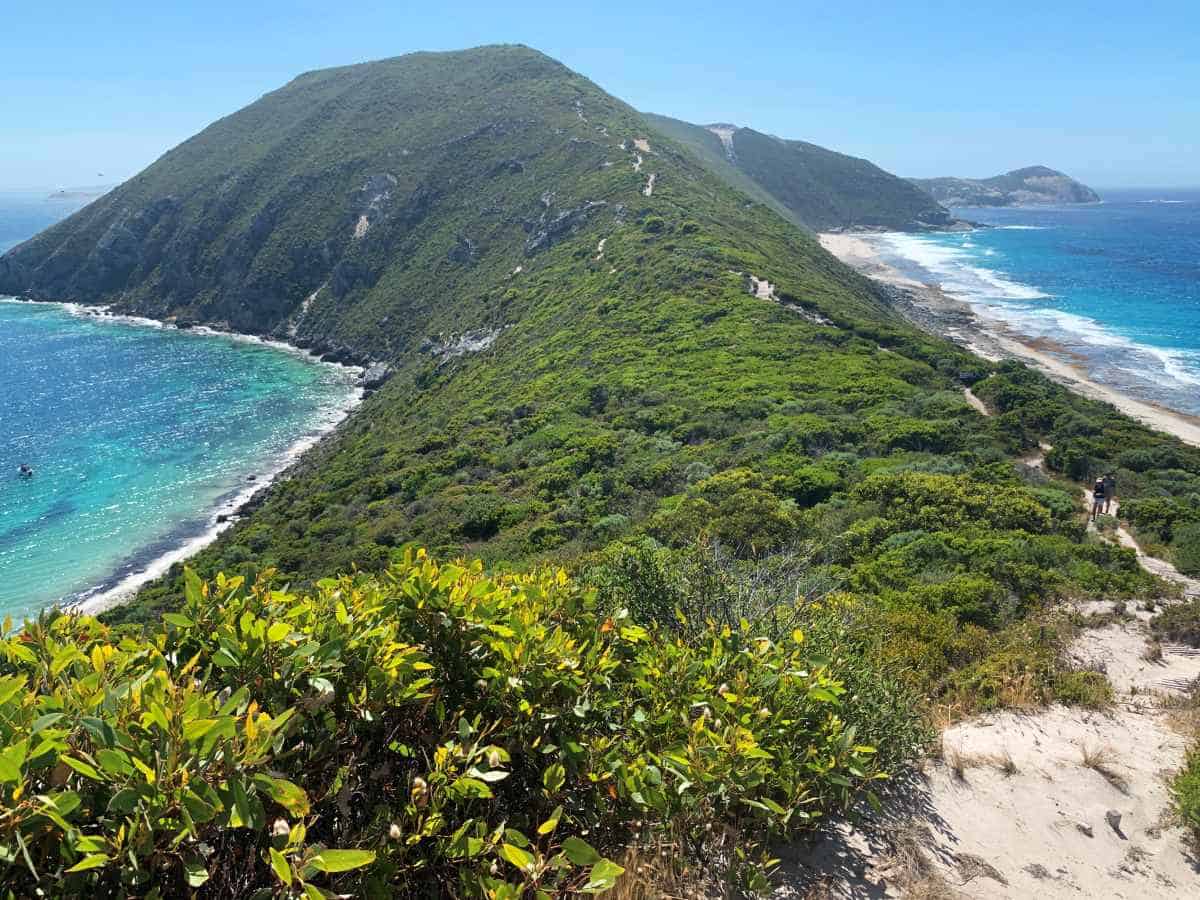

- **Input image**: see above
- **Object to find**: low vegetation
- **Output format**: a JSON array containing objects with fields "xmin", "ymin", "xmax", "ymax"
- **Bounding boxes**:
[
  {"xmin": 5, "ymin": 43, "xmax": 1200, "ymax": 895},
  {"xmin": 0, "ymin": 549, "xmax": 917, "ymax": 897}
]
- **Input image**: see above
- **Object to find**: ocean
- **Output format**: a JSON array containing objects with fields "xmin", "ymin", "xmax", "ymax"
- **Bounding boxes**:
[
  {"xmin": 0, "ymin": 193, "xmax": 360, "ymax": 619},
  {"xmin": 870, "ymin": 188, "xmax": 1200, "ymax": 416}
]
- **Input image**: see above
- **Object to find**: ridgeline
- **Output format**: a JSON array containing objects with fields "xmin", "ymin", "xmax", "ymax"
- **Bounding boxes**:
[
  {"xmin": 2, "ymin": 45, "xmax": 1199, "ymax": 898},
  {"xmin": 644, "ymin": 113, "xmax": 960, "ymax": 232},
  {"xmin": 910, "ymin": 165, "xmax": 1102, "ymax": 206}
]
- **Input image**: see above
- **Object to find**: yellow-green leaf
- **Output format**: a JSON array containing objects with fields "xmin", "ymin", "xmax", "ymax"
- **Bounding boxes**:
[
  {"xmin": 501, "ymin": 843, "xmax": 536, "ymax": 873},
  {"xmin": 269, "ymin": 847, "xmax": 292, "ymax": 885},
  {"xmin": 65, "ymin": 853, "xmax": 110, "ymax": 873},
  {"xmin": 309, "ymin": 849, "xmax": 376, "ymax": 873}
]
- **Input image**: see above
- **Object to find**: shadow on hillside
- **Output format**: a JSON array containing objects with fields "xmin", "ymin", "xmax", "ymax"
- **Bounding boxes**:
[{"xmin": 770, "ymin": 768, "xmax": 956, "ymax": 898}]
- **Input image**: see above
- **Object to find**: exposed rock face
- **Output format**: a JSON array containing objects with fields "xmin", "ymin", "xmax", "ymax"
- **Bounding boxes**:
[
  {"xmin": 910, "ymin": 166, "xmax": 1101, "ymax": 207},
  {"xmin": 523, "ymin": 201, "xmax": 606, "ymax": 255}
]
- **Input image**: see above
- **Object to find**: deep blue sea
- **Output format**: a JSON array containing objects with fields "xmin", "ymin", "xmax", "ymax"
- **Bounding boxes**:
[
  {"xmin": 0, "ymin": 192, "xmax": 359, "ymax": 619},
  {"xmin": 871, "ymin": 188, "xmax": 1200, "ymax": 415}
]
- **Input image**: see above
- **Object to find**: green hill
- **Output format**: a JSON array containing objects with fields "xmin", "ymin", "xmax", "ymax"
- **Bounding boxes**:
[
  {"xmin": 3, "ymin": 45, "xmax": 1198, "ymax": 897},
  {"xmin": 643, "ymin": 113, "xmax": 958, "ymax": 232},
  {"xmin": 910, "ymin": 165, "xmax": 1101, "ymax": 206}
]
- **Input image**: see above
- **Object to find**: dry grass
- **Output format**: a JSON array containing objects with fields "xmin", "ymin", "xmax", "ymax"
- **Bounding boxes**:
[
  {"xmin": 996, "ymin": 670, "xmax": 1040, "ymax": 710},
  {"xmin": 1079, "ymin": 743, "xmax": 1131, "ymax": 795},
  {"xmin": 887, "ymin": 825, "xmax": 963, "ymax": 900},
  {"xmin": 940, "ymin": 742, "xmax": 1018, "ymax": 780}
]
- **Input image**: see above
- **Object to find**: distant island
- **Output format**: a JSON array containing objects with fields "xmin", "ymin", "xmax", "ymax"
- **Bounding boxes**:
[
  {"xmin": 909, "ymin": 165, "xmax": 1101, "ymax": 206},
  {"xmin": 47, "ymin": 186, "xmax": 112, "ymax": 202}
]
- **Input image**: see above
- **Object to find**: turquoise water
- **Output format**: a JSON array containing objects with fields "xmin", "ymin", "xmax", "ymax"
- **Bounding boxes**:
[
  {"xmin": 871, "ymin": 188, "xmax": 1200, "ymax": 415},
  {"xmin": 0, "ymin": 301, "xmax": 358, "ymax": 620}
]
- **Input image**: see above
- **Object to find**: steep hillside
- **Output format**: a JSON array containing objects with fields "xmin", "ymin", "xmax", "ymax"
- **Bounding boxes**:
[
  {"xmin": 644, "ymin": 113, "xmax": 958, "ymax": 232},
  {"xmin": 6, "ymin": 45, "xmax": 1200, "ymax": 897},
  {"xmin": 911, "ymin": 165, "xmax": 1101, "ymax": 206}
]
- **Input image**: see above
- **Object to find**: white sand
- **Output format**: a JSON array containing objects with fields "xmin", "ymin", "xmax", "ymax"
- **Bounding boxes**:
[
  {"xmin": 818, "ymin": 233, "xmax": 1200, "ymax": 449},
  {"xmin": 773, "ymin": 237, "xmax": 1200, "ymax": 896}
]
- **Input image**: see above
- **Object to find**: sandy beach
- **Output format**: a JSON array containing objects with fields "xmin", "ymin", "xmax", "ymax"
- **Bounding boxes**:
[{"xmin": 819, "ymin": 232, "xmax": 1200, "ymax": 448}]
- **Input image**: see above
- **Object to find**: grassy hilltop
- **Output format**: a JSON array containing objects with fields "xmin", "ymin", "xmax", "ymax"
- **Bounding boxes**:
[{"xmin": 2, "ymin": 45, "xmax": 1200, "ymax": 897}]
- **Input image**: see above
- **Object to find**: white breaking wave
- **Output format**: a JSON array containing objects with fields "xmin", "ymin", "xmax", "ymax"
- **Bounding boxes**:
[
  {"xmin": 876, "ymin": 233, "xmax": 1200, "ymax": 394},
  {"xmin": 878, "ymin": 233, "xmax": 1050, "ymax": 301}
]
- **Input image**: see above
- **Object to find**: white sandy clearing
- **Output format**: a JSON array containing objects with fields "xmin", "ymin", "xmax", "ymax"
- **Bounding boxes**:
[
  {"xmin": 353, "ymin": 214, "xmax": 370, "ymax": 239},
  {"xmin": 776, "ymin": 481, "xmax": 1200, "ymax": 898},
  {"xmin": 633, "ymin": 137, "xmax": 651, "ymax": 153},
  {"xmin": 632, "ymin": 153, "xmax": 644, "ymax": 173},
  {"xmin": 643, "ymin": 173, "xmax": 657, "ymax": 197},
  {"xmin": 706, "ymin": 125, "xmax": 737, "ymax": 162},
  {"xmin": 594, "ymin": 238, "xmax": 607, "ymax": 262}
]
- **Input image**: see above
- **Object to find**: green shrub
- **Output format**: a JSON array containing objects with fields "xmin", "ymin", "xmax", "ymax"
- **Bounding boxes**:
[
  {"xmin": 1173, "ymin": 745, "xmax": 1200, "ymax": 838},
  {"xmin": 0, "ymin": 550, "xmax": 884, "ymax": 897},
  {"xmin": 1172, "ymin": 522, "xmax": 1200, "ymax": 575},
  {"xmin": 1053, "ymin": 669, "xmax": 1113, "ymax": 708},
  {"xmin": 1152, "ymin": 598, "xmax": 1200, "ymax": 647}
]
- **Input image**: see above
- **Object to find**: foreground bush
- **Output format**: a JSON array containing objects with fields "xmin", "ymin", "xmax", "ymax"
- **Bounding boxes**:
[
  {"xmin": 0, "ymin": 549, "xmax": 884, "ymax": 897},
  {"xmin": 1173, "ymin": 744, "xmax": 1200, "ymax": 838}
]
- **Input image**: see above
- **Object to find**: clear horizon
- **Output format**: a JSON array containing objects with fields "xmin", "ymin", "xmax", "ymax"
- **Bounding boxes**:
[{"xmin": 4, "ymin": 1, "xmax": 1198, "ymax": 190}]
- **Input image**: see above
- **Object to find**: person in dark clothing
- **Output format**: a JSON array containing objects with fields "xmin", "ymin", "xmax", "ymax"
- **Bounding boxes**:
[
  {"xmin": 1103, "ymin": 473, "xmax": 1117, "ymax": 514},
  {"xmin": 1091, "ymin": 476, "xmax": 1106, "ymax": 521},
  {"xmin": 17, "ymin": 464, "xmax": 33, "ymax": 478}
]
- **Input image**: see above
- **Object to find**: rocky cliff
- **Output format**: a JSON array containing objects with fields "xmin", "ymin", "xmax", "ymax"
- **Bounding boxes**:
[{"xmin": 910, "ymin": 166, "xmax": 1101, "ymax": 207}]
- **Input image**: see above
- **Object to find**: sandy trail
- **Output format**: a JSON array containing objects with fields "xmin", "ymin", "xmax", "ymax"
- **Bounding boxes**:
[
  {"xmin": 963, "ymin": 387, "xmax": 989, "ymax": 416},
  {"xmin": 779, "ymin": 463, "xmax": 1200, "ymax": 897}
]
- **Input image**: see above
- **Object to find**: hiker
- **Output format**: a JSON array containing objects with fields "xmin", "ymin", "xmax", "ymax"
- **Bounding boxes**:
[
  {"xmin": 1103, "ymin": 472, "xmax": 1117, "ymax": 514},
  {"xmin": 1091, "ymin": 476, "xmax": 1106, "ymax": 521}
]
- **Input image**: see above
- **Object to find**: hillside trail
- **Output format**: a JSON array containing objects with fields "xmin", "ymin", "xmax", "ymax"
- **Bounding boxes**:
[
  {"xmin": 778, "ymin": 471, "xmax": 1200, "ymax": 898},
  {"xmin": 963, "ymin": 387, "xmax": 989, "ymax": 416}
]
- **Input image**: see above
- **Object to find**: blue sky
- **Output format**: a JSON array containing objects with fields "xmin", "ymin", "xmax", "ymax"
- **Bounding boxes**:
[{"xmin": 3, "ymin": 0, "xmax": 1197, "ymax": 189}]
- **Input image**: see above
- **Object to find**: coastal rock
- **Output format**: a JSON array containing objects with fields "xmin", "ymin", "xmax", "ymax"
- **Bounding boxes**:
[
  {"xmin": 910, "ymin": 166, "xmax": 1100, "ymax": 207},
  {"xmin": 359, "ymin": 362, "xmax": 393, "ymax": 389}
]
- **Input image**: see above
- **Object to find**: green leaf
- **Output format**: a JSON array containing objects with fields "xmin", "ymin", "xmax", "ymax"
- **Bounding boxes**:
[
  {"xmin": 211, "ymin": 649, "xmax": 239, "ymax": 669},
  {"xmin": 96, "ymin": 748, "xmax": 133, "ymax": 776},
  {"xmin": 107, "ymin": 788, "xmax": 141, "ymax": 814},
  {"xmin": 808, "ymin": 687, "xmax": 840, "ymax": 704},
  {"xmin": 308, "ymin": 849, "xmax": 376, "ymax": 873},
  {"xmin": 182, "ymin": 787, "xmax": 219, "ymax": 823},
  {"xmin": 0, "ymin": 675, "xmax": 26, "ymax": 706},
  {"xmin": 184, "ymin": 855, "xmax": 210, "ymax": 887},
  {"xmin": 266, "ymin": 621, "xmax": 291, "ymax": 643},
  {"xmin": 0, "ymin": 740, "xmax": 28, "ymax": 783},
  {"xmin": 65, "ymin": 853, "xmax": 110, "ymax": 873},
  {"xmin": 581, "ymin": 858, "xmax": 625, "ymax": 893},
  {"xmin": 501, "ymin": 843, "xmax": 535, "ymax": 873},
  {"xmin": 183, "ymin": 567, "xmax": 204, "ymax": 606},
  {"xmin": 269, "ymin": 847, "xmax": 292, "ymax": 885},
  {"xmin": 561, "ymin": 836, "xmax": 601, "ymax": 866},
  {"xmin": 31, "ymin": 713, "xmax": 65, "ymax": 734},
  {"xmin": 253, "ymin": 774, "xmax": 311, "ymax": 817},
  {"xmin": 61, "ymin": 755, "xmax": 102, "ymax": 781},
  {"xmin": 163, "ymin": 613, "xmax": 194, "ymax": 628},
  {"xmin": 537, "ymin": 805, "xmax": 563, "ymax": 835}
]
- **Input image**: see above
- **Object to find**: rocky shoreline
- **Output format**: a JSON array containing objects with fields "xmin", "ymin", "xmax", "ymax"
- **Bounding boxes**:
[{"xmin": 819, "ymin": 232, "xmax": 1200, "ymax": 448}]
